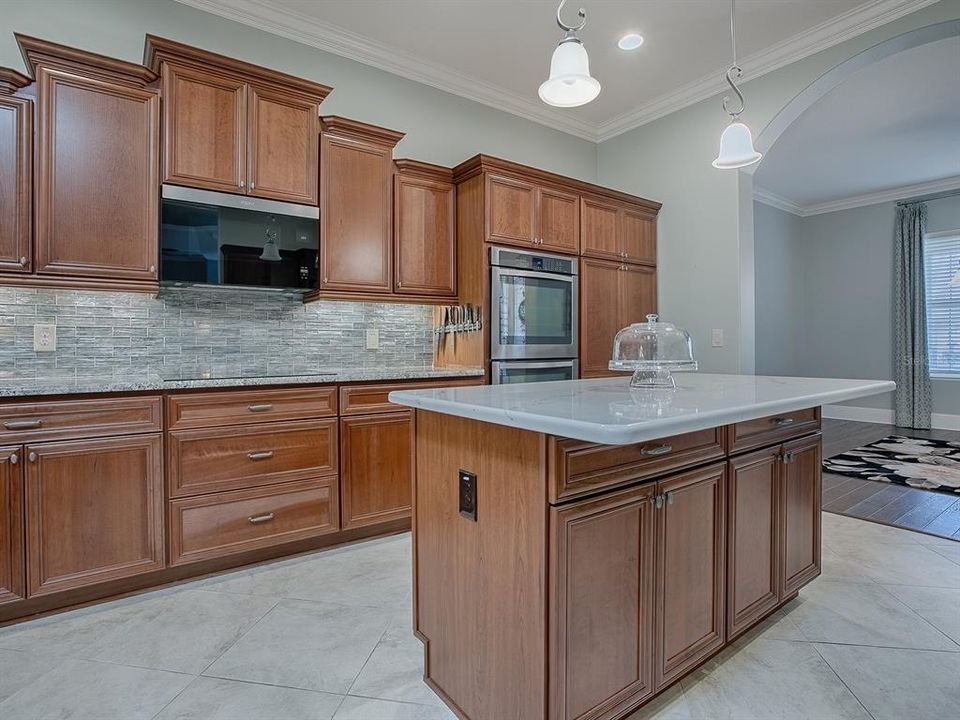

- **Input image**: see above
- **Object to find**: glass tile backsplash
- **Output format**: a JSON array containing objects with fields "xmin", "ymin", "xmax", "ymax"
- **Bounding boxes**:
[{"xmin": 0, "ymin": 287, "xmax": 434, "ymax": 380}]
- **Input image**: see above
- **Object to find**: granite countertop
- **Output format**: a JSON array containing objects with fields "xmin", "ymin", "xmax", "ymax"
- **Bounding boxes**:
[
  {"xmin": 389, "ymin": 373, "xmax": 896, "ymax": 445},
  {"xmin": 0, "ymin": 366, "xmax": 485, "ymax": 399}
]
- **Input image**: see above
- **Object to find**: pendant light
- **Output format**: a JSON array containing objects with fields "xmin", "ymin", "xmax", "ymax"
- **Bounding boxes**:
[
  {"xmin": 713, "ymin": 0, "xmax": 762, "ymax": 169},
  {"xmin": 260, "ymin": 215, "xmax": 282, "ymax": 263},
  {"xmin": 539, "ymin": 0, "xmax": 600, "ymax": 108}
]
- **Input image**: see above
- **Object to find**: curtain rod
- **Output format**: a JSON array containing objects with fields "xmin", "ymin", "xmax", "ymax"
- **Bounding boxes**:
[{"xmin": 897, "ymin": 188, "xmax": 960, "ymax": 206}]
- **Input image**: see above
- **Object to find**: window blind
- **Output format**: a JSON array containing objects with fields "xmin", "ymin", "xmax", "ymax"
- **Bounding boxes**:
[{"xmin": 924, "ymin": 233, "xmax": 960, "ymax": 375}]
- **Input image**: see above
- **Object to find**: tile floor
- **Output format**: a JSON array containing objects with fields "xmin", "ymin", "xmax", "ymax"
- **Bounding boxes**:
[{"xmin": 0, "ymin": 515, "xmax": 957, "ymax": 720}]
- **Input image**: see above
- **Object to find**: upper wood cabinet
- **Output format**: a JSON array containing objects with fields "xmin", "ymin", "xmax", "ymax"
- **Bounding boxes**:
[
  {"xmin": 319, "ymin": 116, "xmax": 404, "ymax": 293},
  {"xmin": 145, "ymin": 35, "xmax": 330, "ymax": 206},
  {"xmin": 0, "ymin": 69, "xmax": 32, "ymax": 275},
  {"xmin": 394, "ymin": 160, "xmax": 456, "ymax": 297},
  {"xmin": 486, "ymin": 174, "xmax": 579, "ymax": 255},
  {"xmin": 18, "ymin": 35, "xmax": 160, "ymax": 290},
  {"xmin": 581, "ymin": 195, "xmax": 657, "ymax": 265},
  {"xmin": 0, "ymin": 446, "xmax": 25, "ymax": 606}
]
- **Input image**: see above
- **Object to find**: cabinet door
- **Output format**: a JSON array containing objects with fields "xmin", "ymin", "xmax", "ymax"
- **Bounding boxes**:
[
  {"xmin": 537, "ymin": 186, "xmax": 579, "ymax": 255},
  {"xmin": 248, "ymin": 85, "xmax": 318, "ymax": 205},
  {"xmin": 394, "ymin": 173, "xmax": 456, "ymax": 296},
  {"xmin": 320, "ymin": 133, "xmax": 393, "ymax": 292},
  {"xmin": 579, "ymin": 258, "xmax": 623, "ymax": 378},
  {"xmin": 34, "ymin": 67, "xmax": 159, "ymax": 281},
  {"xmin": 25, "ymin": 435, "xmax": 164, "ymax": 597},
  {"xmin": 655, "ymin": 463, "xmax": 726, "ymax": 689},
  {"xmin": 486, "ymin": 174, "xmax": 536, "ymax": 248},
  {"xmin": 621, "ymin": 208, "xmax": 656, "ymax": 265},
  {"xmin": 0, "ymin": 95, "xmax": 32, "ymax": 273},
  {"xmin": 619, "ymin": 263, "xmax": 657, "ymax": 327},
  {"xmin": 781, "ymin": 433, "xmax": 822, "ymax": 597},
  {"xmin": 550, "ymin": 483, "xmax": 656, "ymax": 720},
  {"xmin": 580, "ymin": 196, "xmax": 621, "ymax": 261},
  {"xmin": 727, "ymin": 447, "xmax": 780, "ymax": 640},
  {"xmin": 161, "ymin": 63, "xmax": 246, "ymax": 194},
  {"xmin": 340, "ymin": 411, "xmax": 414, "ymax": 530},
  {"xmin": 0, "ymin": 447, "xmax": 24, "ymax": 606}
]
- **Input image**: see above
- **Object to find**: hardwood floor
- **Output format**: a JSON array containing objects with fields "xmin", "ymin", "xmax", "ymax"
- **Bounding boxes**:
[{"xmin": 822, "ymin": 418, "xmax": 960, "ymax": 540}]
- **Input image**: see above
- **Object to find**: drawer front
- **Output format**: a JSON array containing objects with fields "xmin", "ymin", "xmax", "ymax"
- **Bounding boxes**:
[
  {"xmin": 168, "ymin": 419, "xmax": 338, "ymax": 497},
  {"xmin": 166, "ymin": 386, "xmax": 337, "ymax": 430},
  {"xmin": 340, "ymin": 377, "xmax": 482, "ymax": 415},
  {"xmin": 728, "ymin": 407, "xmax": 821, "ymax": 454},
  {"xmin": 169, "ymin": 477, "xmax": 338, "ymax": 565},
  {"xmin": 0, "ymin": 396, "xmax": 162, "ymax": 443},
  {"xmin": 549, "ymin": 427, "xmax": 726, "ymax": 504}
]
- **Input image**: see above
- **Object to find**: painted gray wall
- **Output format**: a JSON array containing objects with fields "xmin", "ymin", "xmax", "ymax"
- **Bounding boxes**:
[{"xmin": 754, "ymin": 195, "xmax": 960, "ymax": 416}]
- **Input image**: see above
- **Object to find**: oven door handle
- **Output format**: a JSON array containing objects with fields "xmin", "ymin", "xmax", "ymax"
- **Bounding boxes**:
[
  {"xmin": 494, "ymin": 361, "xmax": 577, "ymax": 370},
  {"xmin": 492, "ymin": 267, "xmax": 577, "ymax": 284}
]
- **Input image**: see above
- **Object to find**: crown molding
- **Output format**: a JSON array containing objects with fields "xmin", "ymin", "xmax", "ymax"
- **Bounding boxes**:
[
  {"xmin": 175, "ymin": 0, "xmax": 938, "ymax": 144},
  {"xmin": 755, "ymin": 176, "xmax": 960, "ymax": 217},
  {"xmin": 753, "ymin": 186, "xmax": 805, "ymax": 216}
]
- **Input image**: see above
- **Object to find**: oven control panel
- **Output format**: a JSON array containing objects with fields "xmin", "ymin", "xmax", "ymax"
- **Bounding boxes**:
[{"xmin": 490, "ymin": 247, "xmax": 577, "ymax": 275}]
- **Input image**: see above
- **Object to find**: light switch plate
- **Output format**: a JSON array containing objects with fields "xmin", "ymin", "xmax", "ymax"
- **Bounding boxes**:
[
  {"xmin": 711, "ymin": 328, "xmax": 724, "ymax": 348},
  {"xmin": 365, "ymin": 328, "xmax": 380, "ymax": 350},
  {"xmin": 34, "ymin": 324, "xmax": 57, "ymax": 352}
]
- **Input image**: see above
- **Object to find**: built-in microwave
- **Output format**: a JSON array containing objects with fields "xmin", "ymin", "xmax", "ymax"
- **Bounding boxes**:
[{"xmin": 160, "ymin": 185, "xmax": 320, "ymax": 291}]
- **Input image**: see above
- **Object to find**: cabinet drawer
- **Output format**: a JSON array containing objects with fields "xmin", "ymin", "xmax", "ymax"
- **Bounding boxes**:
[
  {"xmin": 168, "ymin": 419, "xmax": 337, "ymax": 497},
  {"xmin": 728, "ymin": 408, "xmax": 820, "ymax": 454},
  {"xmin": 548, "ymin": 427, "xmax": 726, "ymax": 504},
  {"xmin": 340, "ymin": 378, "xmax": 482, "ymax": 415},
  {"xmin": 0, "ymin": 396, "xmax": 162, "ymax": 443},
  {"xmin": 169, "ymin": 477, "xmax": 338, "ymax": 566},
  {"xmin": 167, "ymin": 386, "xmax": 337, "ymax": 430}
]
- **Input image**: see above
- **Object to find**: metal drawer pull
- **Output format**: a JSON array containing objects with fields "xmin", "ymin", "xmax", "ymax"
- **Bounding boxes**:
[
  {"xmin": 247, "ymin": 451, "xmax": 274, "ymax": 460},
  {"xmin": 774, "ymin": 417, "xmax": 795, "ymax": 426},
  {"xmin": 248, "ymin": 512, "xmax": 275, "ymax": 525},
  {"xmin": 248, "ymin": 404, "xmax": 274, "ymax": 412},
  {"xmin": 641, "ymin": 444, "xmax": 673, "ymax": 457},
  {"xmin": 4, "ymin": 419, "xmax": 43, "ymax": 430}
]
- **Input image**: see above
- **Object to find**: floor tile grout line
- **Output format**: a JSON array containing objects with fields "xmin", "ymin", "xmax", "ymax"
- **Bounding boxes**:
[
  {"xmin": 809, "ymin": 642, "xmax": 878, "ymax": 720},
  {"xmin": 149, "ymin": 673, "xmax": 203, "ymax": 720},
  {"xmin": 195, "ymin": 597, "xmax": 283, "ymax": 678},
  {"xmin": 343, "ymin": 617, "xmax": 395, "ymax": 698}
]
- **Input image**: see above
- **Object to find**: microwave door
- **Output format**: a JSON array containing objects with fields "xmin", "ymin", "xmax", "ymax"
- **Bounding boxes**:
[{"xmin": 490, "ymin": 268, "xmax": 578, "ymax": 360}]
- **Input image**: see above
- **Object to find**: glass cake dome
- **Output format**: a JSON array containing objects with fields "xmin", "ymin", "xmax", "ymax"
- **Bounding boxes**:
[{"xmin": 609, "ymin": 314, "xmax": 698, "ymax": 388}]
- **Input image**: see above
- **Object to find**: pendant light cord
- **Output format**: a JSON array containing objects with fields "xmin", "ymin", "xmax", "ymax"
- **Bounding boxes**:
[{"xmin": 723, "ymin": 0, "xmax": 746, "ymax": 118}]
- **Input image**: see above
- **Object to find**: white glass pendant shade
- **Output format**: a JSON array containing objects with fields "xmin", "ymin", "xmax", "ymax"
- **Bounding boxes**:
[
  {"xmin": 712, "ymin": 120, "xmax": 762, "ymax": 169},
  {"xmin": 259, "ymin": 238, "xmax": 282, "ymax": 262},
  {"xmin": 539, "ymin": 38, "xmax": 600, "ymax": 107}
]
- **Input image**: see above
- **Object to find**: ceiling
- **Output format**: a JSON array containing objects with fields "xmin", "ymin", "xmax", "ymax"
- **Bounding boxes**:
[
  {"xmin": 176, "ymin": 0, "xmax": 937, "ymax": 141},
  {"xmin": 754, "ymin": 35, "xmax": 960, "ymax": 210}
]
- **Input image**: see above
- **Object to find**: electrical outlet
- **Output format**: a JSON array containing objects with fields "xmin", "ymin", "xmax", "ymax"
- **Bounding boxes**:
[
  {"xmin": 711, "ymin": 328, "xmax": 724, "ymax": 348},
  {"xmin": 458, "ymin": 469, "xmax": 477, "ymax": 521},
  {"xmin": 365, "ymin": 328, "xmax": 380, "ymax": 350},
  {"xmin": 34, "ymin": 324, "xmax": 57, "ymax": 352}
]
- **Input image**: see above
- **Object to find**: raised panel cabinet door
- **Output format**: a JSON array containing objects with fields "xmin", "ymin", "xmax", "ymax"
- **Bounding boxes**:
[
  {"xmin": 320, "ymin": 134, "xmax": 393, "ymax": 292},
  {"xmin": 580, "ymin": 196, "xmax": 621, "ymax": 261},
  {"xmin": 486, "ymin": 174, "xmax": 536, "ymax": 248},
  {"xmin": 537, "ymin": 186, "xmax": 579, "ymax": 255},
  {"xmin": 620, "ymin": 263, "xmax": 657, "ymax": 327},
  {"xmin": 0, "ymin": 95, "xmax": 32, "ymax": 273},
  {"xmin": 25, "ymin": 434, "xmax": 164, "ymax": 597},
  {"xmin": 579, "ymin": 257, "xmax": 622, "ymax": 378},
  {"xmin": 550, "ymin": 483, "xmax": 656, "ymax": 720},
  {"xmin": 620, "ymin": 208, "xmax": 657, "ymax": 265},
  {"xmin": 161, "ymin": 63, "xmax": 246, "ymax": 193},
  {"xmin": 394, "ymin": 174, "xmax": 456, "ymax": 296},
  {"xmin": 247, "ymin": 85, "xmax": 318, "ymax": 205},
  {"xmin": 34, "ymin": 67, "xmax": 159, "ymax": 281},
  {"xmin": 781, "ymin": 433, "xmax": 822, "ymax": 597},
  {"xmin": 727, "ymin": 447, "xmax": 780, "ymax": 640},
  {"xmin": 340, "ymin": 411, "xmax": 414, "ymax": 530},
  {"xmin": 655, "ymin": 463, "xmax": 726, "ymax": 689},
  {"xmin": 0, "ymin": 447, "xmax": 25, "ymax": 606}
]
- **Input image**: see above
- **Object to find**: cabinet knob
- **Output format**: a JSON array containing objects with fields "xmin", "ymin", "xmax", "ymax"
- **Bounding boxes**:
[
  {"xmin": 397, "ymin": 280, "xmax": 402, "ymax": 288},
  {"xmin": 19, "ymin": 256, "xmax": 28, "ymax": 267},
  {"xmin": 240, "ymin": 180, "xmax": 246, "ymax": 189},
  {"xmin": 149, "ymin": 264, "xmax": 156, "ymax": 273},
  {"xmin": 9, "ymin": 453, "xmax": 17, "ymax": 465},
  {"xmin": 654, "ymin": 494, "xmax": 664, "ymax": 509},
  {"xmin": 28, "ymin": 452, "xmax": 37, "ymax": 463},
  {"xmin": 250, "ymin": 182, "xmax": 255, "ymax": 190},
  {"xmin": 782, "ymin": 451, "xmax": 794, "ymax": 464}
]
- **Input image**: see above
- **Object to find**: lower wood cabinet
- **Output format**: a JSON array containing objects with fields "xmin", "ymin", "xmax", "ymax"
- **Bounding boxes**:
[
  {"xmin": 781, "ymin": 434, "xmax": 822, "ymax": 596},
  {"xmin": 25, "ymin": 435, "xmax": 165, "ymax": 597},
  {"xmin": 0, "ymin": 447, "xmax": 25, "ymax": 605},
  {"xmin": 340, "ymin": 411, "xmax": 414, "ymax": 530}
]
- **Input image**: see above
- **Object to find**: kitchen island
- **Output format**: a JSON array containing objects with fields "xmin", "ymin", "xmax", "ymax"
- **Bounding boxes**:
[{"xmin": 389, "ymin": 374, "xmax": 894, "ymax": 720}]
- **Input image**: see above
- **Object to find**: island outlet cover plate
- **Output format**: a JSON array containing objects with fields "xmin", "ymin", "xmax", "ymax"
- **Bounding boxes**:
[{"xmin": 458, "ymin": 469, "xmax": 477, "ymax": 521}]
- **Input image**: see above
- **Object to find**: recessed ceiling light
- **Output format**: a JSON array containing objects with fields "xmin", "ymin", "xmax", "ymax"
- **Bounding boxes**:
[{"xmin": 617, "ymin": 33, "xmax": 644, "ymax": 51}]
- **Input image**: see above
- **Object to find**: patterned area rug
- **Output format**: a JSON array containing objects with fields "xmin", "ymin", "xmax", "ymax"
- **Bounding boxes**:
[{"xmin": 823, "ymin": 435, "xmax": 960, "ymax": 495}]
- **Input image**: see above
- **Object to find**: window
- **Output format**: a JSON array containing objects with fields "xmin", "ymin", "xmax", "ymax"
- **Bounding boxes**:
[{"xmin": 924, "ymin": 231, "xmax": 960, "ymax": 376}]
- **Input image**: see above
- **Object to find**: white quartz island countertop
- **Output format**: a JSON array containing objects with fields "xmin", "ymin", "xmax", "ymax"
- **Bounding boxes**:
[{"xmin": 389, "ymin": 373, "xmax": 896, "ymax": 445}]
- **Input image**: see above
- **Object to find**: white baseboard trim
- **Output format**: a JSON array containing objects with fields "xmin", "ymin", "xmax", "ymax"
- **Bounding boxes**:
[{"xmin": 823, "ymin": 404, "xmax": 960, "ymax": 431}]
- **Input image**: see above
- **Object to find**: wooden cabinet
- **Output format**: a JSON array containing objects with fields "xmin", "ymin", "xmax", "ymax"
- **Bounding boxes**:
[
  {"xmin": 550, "ymin": 483, "xmax": 656, "ymax": 720},
  {"xmin": 394, "ymin": 160, "xmax": 456, "ymax": 297},
  {"xmin": 18, "ymin": 36, "xmax": 160, "ymax": 289},
  {"xmin": 581, "ymin": 196, "xmax": 656, "ymax": 265},
  {"xmin": 0, "ymin": 447, "xmax": 25, "ymax": 606},
  {"xmin": 319, "ymin": 117, "xmax": 404, "ymax": 293},
  {"xmin": 781, "ymin": 433, "xmax": 822, "ymax": 596},
  {"xmin": 580, "ymin": 258, "xmax": 657, "ymax": 378},
  {"xmin": 655, "ymin": 463, "xmax": 726, "ymax": 689},
  {"xmin": 340, "ymin": 411, "xmax": 414, "ymax": 530},
  {"xmin": 25, "ymin": 434, "xmax": 164, "ymax": 597},
  {"xmin": 486, "ymin": 174, "xmax": 579, "ymax": 254},
  {"xmin": 146, "ymin": 35, "xmax": 330, "ymax": 205},
  {"xmin": 0, "ymin": 69, "xmax": 32, "ymax": 275}
]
